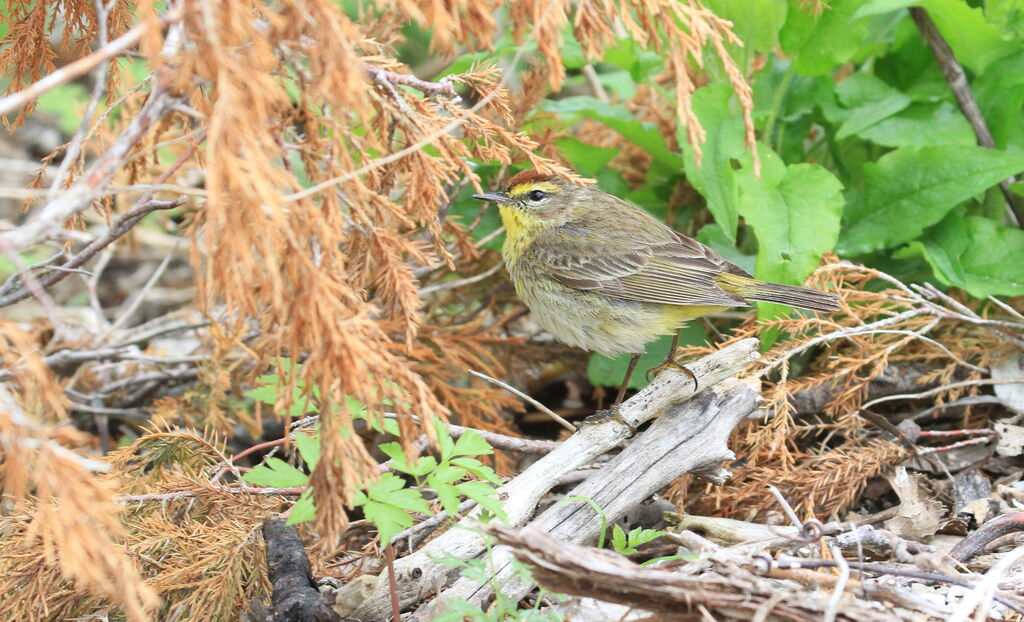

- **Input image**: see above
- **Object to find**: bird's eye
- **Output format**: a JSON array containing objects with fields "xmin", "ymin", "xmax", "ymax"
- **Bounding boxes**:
[{"xmin": 527, "ymin": 189, "xmax": 547, "ymax": 202}]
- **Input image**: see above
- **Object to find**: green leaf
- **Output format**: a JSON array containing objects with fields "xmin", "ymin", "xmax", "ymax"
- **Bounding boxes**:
[
  {"xmin": 378, "ymin": 442, "xmax": 410, "ymax": 473},
  {"xmin": 293, "ymin": 430, "xmax": 320, "ymax": 470},
  {"xmin": 974, "ymin": 52, "xmax": 1024, "ymax": 151},
  {"xmin": 428, "ymin": 464, "xmax": 465, "ymax": 487},
  {"xmin": 556, "ymin": 137, "xmax": 618, "ymax": 178},
  {"xmin": 696, "ymin": 224, "xmax": 757, "ymax": 276},
  {"xmin": 451, "ymin": 430, "xmax": 494, "ymax": 458},
  {"xmin": 736, "ymin": 144, "xmax": 844, "ymax": 288},
  {"xmin": 852, "ymin": 0, "xmax": 917, "ymax": 18},
  {"xmin": 601, "ymin": 38, "xmax": 664, "ymax": 82},
  {"xmin": 245, "ymin": 384, "xmax": 279, "ymax": 405},
  {"xmin": 836, "ymin": 89, "xmax": 912, "ymax": 140},
  {"xmin": 611, "ymin": 525, "xmax": 628, "ymax": 553},
  {"xmin": 450, "ymin": 457, "xmax": 502, "ymax": 485},
  {"xmin": 456, "ymin": 481, "xmax": 506, "ymax": 521},
  {"xmin": 839, "ymin": 146, "xmax": 1024, "ymax": 255},
  {"xmin": 627, "ymin": 527, "xmax": 665, "ymax": 549},
  {"xmin": 433, "ymin": 483, "xmax": 462, "ymax": 517},
  {"xmin": 285, "ymin": 490, "xmax": 317, "ymax": 525},
  {"xmin": 703, "ymin": 0, "xmax": 788, "ymax": 68},
  {"xmin": 541, "ymin": 97, "xmax": 685, "ymax": 169},
  {"xmin": 680, "ymin": 84, "xmax": 746, "ymax": 241},
  {"xmin": 357, "ymin": 474, "xmax": 430, "ymax": 543},
  {"xmin": 362, "ymin": 500, "xmax": 415, "ymax": 544},
  {"xmin": 780, "ymin": 0, "xmax": 873, "ymax": 76},
  {"xmin": 242, "ymin": 457, "xmax": 308, "ymax": 488},
  {"xmin": 434, "ymin": 418, "xmax": 456, "ymax": 461},
  {"xmin": 916, "ymin": 211, "xmax": 1024, "ymax": 298},
  {"xmin": 921, "ymin": 0, "xmax": 1016, "ymax": 73},
  {"xmin": 856, "ymin": 102, "xmax": 975, "ymax": 147},
  {"xmin": 587, "ymin": 324, "xmax": 707, "ymax": 390}
]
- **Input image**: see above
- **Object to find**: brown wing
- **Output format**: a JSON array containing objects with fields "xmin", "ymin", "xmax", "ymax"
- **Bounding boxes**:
[{"xmin": 527, "ymin": 225, "xmax": 752, "ymax": 308}]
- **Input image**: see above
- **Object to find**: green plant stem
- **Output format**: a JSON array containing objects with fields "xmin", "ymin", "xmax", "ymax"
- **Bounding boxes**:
[{"xmin": 763, "ymin": 63, "xmax": 796, "ymax": 150}]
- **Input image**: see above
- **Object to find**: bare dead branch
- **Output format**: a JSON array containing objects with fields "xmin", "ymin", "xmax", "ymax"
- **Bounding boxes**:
[
  {"xmin": 0, "ymin": 8, "xmax": 181, "ymax": 118},
  {"xmin": 948, "ymin": 512, "xmax": 1024, "ymax": 564}
]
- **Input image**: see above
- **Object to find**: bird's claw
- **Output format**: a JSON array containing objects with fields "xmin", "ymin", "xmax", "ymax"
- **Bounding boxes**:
[
  {"xmin": 580, "ymin": 405, "xmax": 637, "ymax": 435},
  {"xmin": 646, "ymin": 359, "xmax": 699, "ymax": 391}
]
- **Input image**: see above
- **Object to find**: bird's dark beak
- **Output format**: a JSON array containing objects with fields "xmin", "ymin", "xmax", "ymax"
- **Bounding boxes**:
[{"xmin": 472, "ymin": 192, "xmax": 513, "ymax": 204}]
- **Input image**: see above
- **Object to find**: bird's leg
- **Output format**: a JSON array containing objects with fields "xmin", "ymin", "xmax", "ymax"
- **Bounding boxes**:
[
  {"xmin": 579, "ymin": 354, "xmax": 641, "ymax": 434},
  {"xmin": 614, "ymin": 353, "xmax": 641, "ymax": 405},
  {"xmin": 645, "ymin": 328, "xmax": 698, "ymax": 391}
]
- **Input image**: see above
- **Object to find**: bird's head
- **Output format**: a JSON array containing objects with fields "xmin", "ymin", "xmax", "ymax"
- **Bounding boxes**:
[{"xmin": 472, "ymin": 170, "xmax": 582, "ymax": 240}]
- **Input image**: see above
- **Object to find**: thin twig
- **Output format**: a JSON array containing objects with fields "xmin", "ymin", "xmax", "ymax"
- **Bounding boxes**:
[
  {"xmin": 97, "ymin": 247, "xmax": 175, "ymax": 343},
  {"xmin": 0, "ymin": 7, "xmax": 181, "ymax": 117},
  {"xmin": 467, "ymin": 369, "xmax": 576, "ymax": 432},
  {"xmin": 48, "ymin": 0, "xmax": 113, "ymax": 195},
  {"xmin": 418, "ymin": 262, "xmax": 503, "ymax": 296},
  {"xmin": 858, "ymin": 377, "xmax": 1024, "ymax": 412}
]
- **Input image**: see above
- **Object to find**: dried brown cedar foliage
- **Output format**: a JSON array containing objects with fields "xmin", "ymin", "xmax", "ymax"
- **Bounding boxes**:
[
  {"xmin": 672, "ymin": 259, "xmax": 1012, "ymax": 521},
  {"xmin": 0, "ymin": 322, "xmax": 158, "ymax": 620},
  {"xmin": 1, "ymin": 0, "xmax": 761, "ymax": 612}
]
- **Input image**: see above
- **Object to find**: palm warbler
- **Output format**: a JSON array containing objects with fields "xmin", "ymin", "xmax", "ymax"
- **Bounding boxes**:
[{"xmin": 473, "ymin": 169, "xmax": 839, "ymax": 402}]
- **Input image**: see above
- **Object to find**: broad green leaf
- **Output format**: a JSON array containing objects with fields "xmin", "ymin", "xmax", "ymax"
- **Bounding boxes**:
[
  {"xmin": 987, "ymin": 0, "xmax": 1024, "ymax": 39},
  {"xmin": 736, "ymin": 144, "xmax": 844, "ymax": 288},
  {"xmin": 922, "ymin": 0, "xmax": 1015, "ymax": 73},
  {"xmin": 703, "ymin": 0, "xmax": 788, "ymax": 68},
  {"xmin": 835, "ymin": 76, "xmax": 912, "ymax": 139},
  {"xmin": 541, "ymin": 97, "xmax": 685, "ymax": 169},
  {"xmin": 857, "ymin": 102, "xmax": 974, "ymax": 147},
  {"xmin": 601, "ymin": 38, "xmax": 664, "ymax": 82},
  {"xmin": 451, "ymin": 430, "xmax": 493, "ymax": 458},
  {"xmin": 587, "ymin": 324, "xmax": 707, "ymax": 390},
  {"xmin": 293, "ymin": 430, "xmax": 320, "ymax": 470},
  {"xmin": 974, "ymin": 52, "xmax": 1024, "ymax": 151},
  {"xmin": 839, "ymin": 146, "xmax": 1024, "ymax": 255},
  {"xmin": 780, "ymin": 0, "xmax": 873, "ymax": 76},
  {"xmin": 285, "ymin": 490, "xmax": 317, "ymax": 525},
  {"xmin": 852, "ymin": 0, "xmax": 917, "ymax": 18},
  {"xmin": 680, "ymin": 84, "xmax": 746, "ymax": 241},
  {"xmin": 242, "ymin": 457, "xmax": 308, "ymax": 488},
  {"xmin": 916, "ymin": 211, "xmax": 1024, "ymax": 298},
  {"xmin": 697, "ymin": 224, "xmax": 757, "ymax": 276},
  {"xmin": 556, "ymin": 137, "xmax": 618, "ymax": 178}
]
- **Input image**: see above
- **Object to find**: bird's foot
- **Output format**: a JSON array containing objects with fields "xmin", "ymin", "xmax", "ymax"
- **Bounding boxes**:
[
  {"xmin": 646, "ymin": 358, "xmax": 699, "ymax": 391},
  {"xmin": 580, "ymin": 405, "xmax": 636, "ymax": 435}
]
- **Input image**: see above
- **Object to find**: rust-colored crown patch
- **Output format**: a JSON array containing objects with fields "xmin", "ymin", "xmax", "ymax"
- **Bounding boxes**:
[{"xmin": 504, "ymin": 169, "xmax": 553, "ymax": 190}]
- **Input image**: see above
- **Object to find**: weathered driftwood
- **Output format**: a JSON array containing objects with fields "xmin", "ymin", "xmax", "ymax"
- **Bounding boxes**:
[
  {"xmin": 413, "ymin": 377, "xmax": 762, "ymax": 619},
  {"xmin": 334, "ymin": 337, "xmax": 761, "ymax": 620},
  {"xmin": 482, "ymin": 523, "xmax": 907, "ymax": 622}
]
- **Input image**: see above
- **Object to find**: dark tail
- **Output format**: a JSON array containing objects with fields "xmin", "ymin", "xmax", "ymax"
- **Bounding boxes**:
[{"xmin": 717, "ymin": 273, "xmax": 840, "ymax": 312}]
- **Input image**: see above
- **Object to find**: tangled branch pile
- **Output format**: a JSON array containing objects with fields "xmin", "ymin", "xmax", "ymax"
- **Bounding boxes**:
[{"xmin": 0, "ymin": 0, "xmax": 763, "ymax": 619}]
